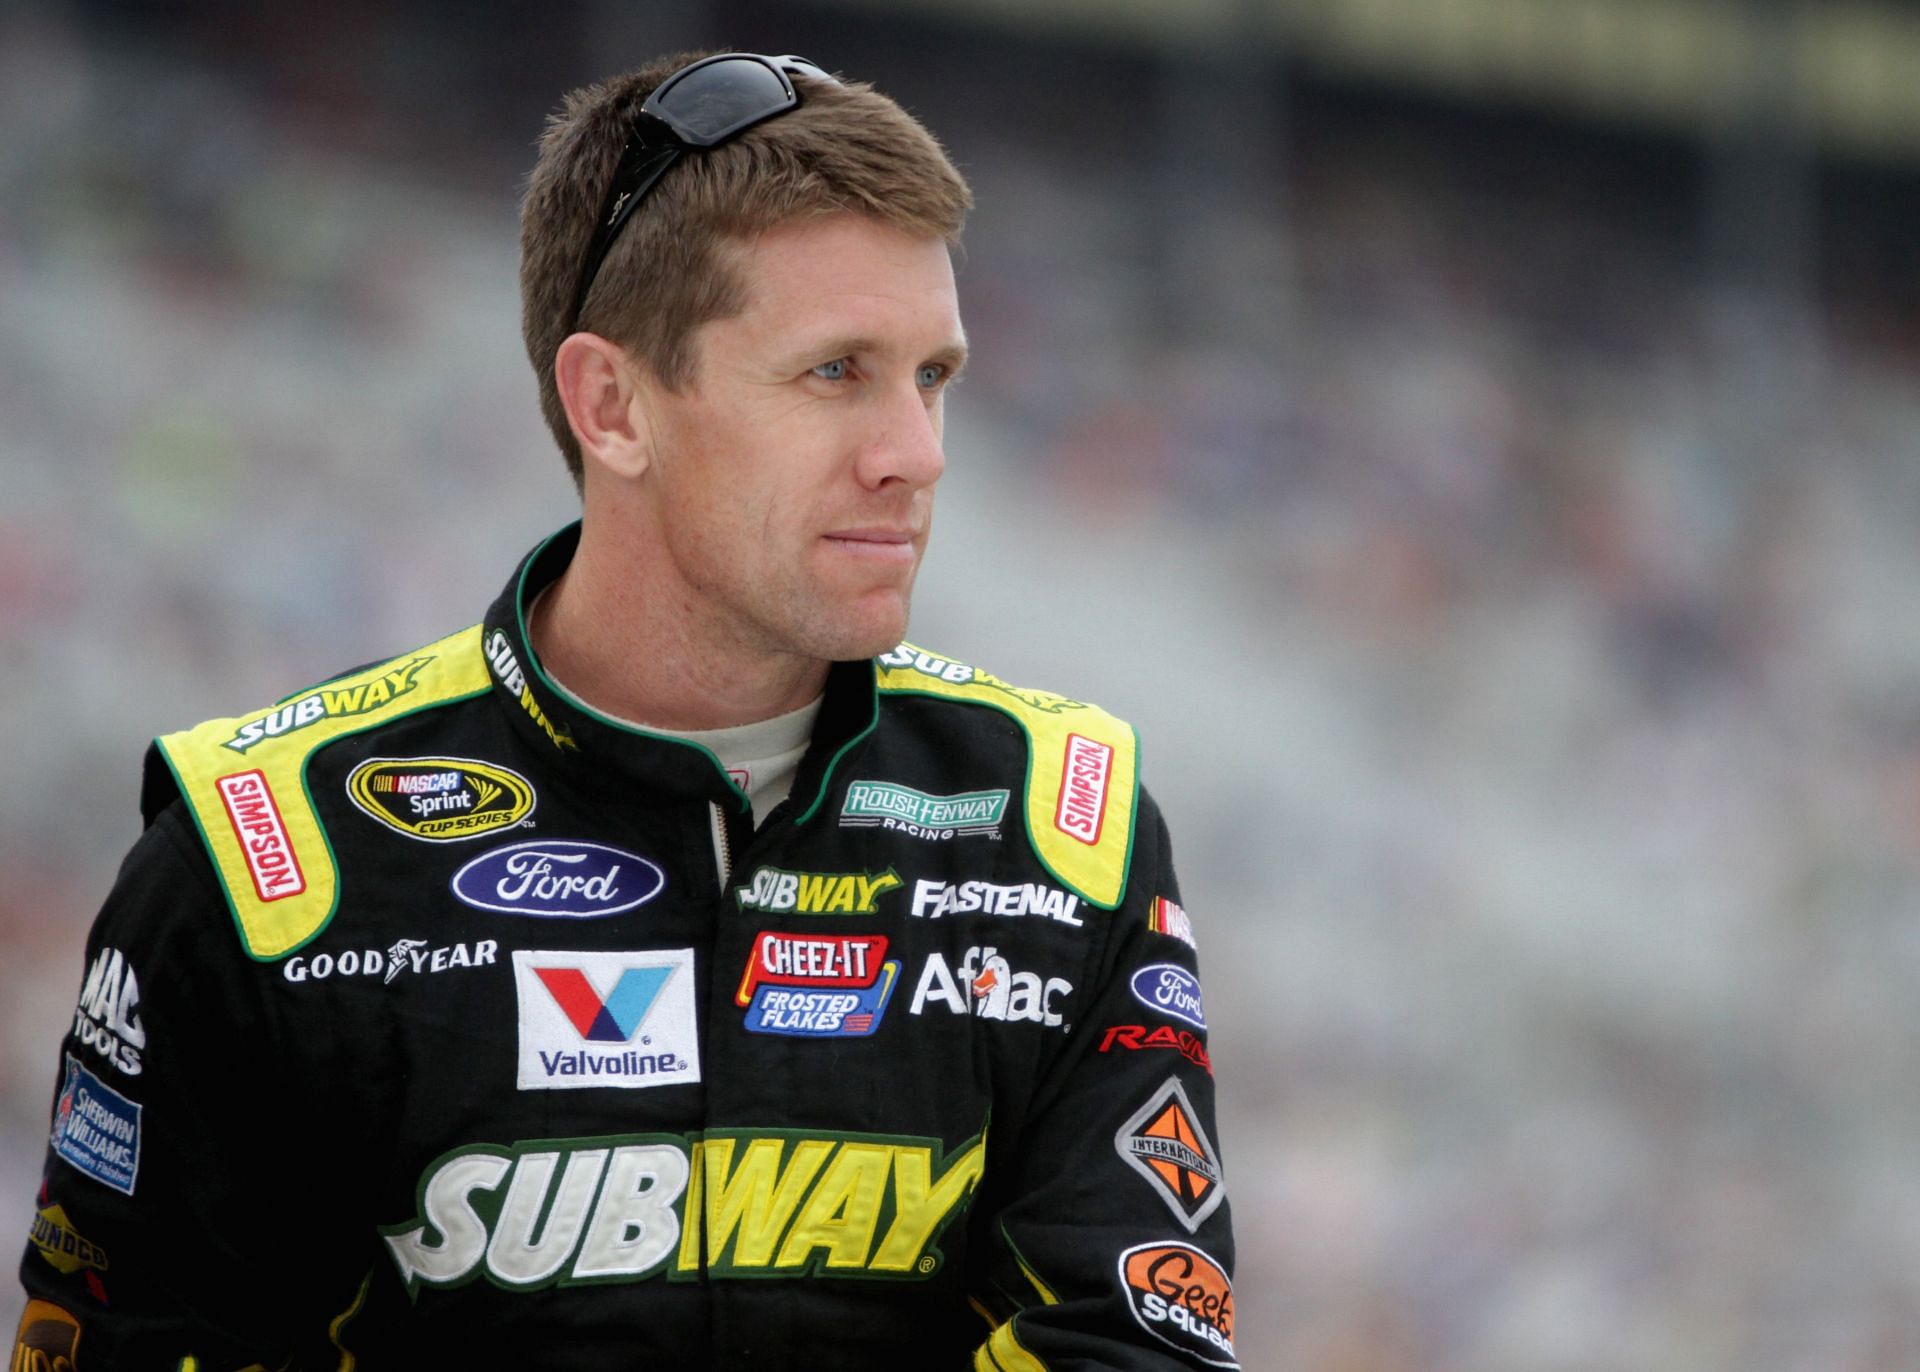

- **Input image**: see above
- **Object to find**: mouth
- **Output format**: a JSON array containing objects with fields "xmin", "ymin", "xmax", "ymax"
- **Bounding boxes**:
[{"xmin": 822, "ymin": 528, "xmax": 919, "ymax": 564}]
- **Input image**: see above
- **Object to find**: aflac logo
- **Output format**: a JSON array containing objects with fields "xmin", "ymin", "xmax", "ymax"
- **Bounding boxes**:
[
  {"xmin": 1130, "ymin": 964, "xmax": 1207, "ymax": 1031},
  {"xmin": 452, "ymin": 840, "xmax": 665, "ymax": 918}
]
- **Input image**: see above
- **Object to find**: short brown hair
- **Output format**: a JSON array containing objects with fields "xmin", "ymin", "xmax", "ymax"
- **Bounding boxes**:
[{"xmin": 519, "ymin": 52, "xmax": 973, "ymax": 486}]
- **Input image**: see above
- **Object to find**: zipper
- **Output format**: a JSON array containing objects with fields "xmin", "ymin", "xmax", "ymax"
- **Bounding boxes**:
[{"xmin": 708, "ymin": 801, "xmax": 734, "ymax": 893}]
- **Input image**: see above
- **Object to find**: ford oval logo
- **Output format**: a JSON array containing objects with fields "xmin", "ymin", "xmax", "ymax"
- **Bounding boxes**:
[
  {"xmin": 1129, "ymin": 963, "xmax": 1207, "ymax": 1031},
  {"xmin": 451, "ymin": 840, "xmax": 665, "ymax": 918}
]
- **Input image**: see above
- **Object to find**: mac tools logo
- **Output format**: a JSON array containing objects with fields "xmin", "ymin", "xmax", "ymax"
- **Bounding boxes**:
[
  {"xmin": 513, "ymin": 950, "xmax": 700, "ymax": 1090},
  {"xmin": 73, "ymin": 947, "xmax": 145, "ymax": 1076},
  {"xmin": 453, "ymin": 841, "xmax": 666, "ymax": 918}
]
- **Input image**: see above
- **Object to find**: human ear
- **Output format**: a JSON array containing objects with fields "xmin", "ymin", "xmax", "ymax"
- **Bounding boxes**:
[{"xmin": 554, "ymin": 332, "xmax": 653, "ymax": 480}]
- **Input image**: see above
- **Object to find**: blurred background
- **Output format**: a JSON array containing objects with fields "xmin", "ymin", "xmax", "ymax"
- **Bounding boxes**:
[{"xmin": 4, "ymin": 0, "xmax": 1919, "ymax": 1366}]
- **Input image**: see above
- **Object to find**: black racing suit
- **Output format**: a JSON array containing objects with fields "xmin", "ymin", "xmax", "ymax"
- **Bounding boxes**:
[{"xmin": 17, "ymin": 525, "xmax": 1237, "ymax": 1370}]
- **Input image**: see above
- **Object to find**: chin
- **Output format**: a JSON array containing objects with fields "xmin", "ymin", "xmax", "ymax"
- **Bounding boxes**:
[{"xmin": 803, "ymin": 598, "xmax": 912, "ymax": 663}]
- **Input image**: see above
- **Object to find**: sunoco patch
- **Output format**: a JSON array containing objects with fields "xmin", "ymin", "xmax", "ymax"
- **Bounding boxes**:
[
  {"xmin": 346, "ymin": 756, "xmax": 535, "ymax": 842},
  {"xmin": 51, "ymin": 1056, "xmax": 141, "ymax": 1196},
  {"xmin": 29, "ymin": 1204, "xmax": 108, "ymax": 1275}
]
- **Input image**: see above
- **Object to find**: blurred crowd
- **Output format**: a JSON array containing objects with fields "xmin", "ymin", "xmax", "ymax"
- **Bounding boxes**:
[{"xmin": 3, "ymin": 7, "xmax": 1919, "ymax": 1369}]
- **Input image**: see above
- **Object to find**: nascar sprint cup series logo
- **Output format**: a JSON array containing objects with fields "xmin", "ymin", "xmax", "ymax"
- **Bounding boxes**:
[{"xmin": 346, "ymin": 757, "xmax": 535, "ymax": 841}]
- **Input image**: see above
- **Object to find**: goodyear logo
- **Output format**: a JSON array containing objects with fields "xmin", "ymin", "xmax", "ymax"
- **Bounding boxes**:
[
  {"xmin": 735, "ymin": 866, "xmax": 901, "ymax": 915},
  {"xmin": 346, "ymin": 757, "xmax": 536, "ymax": 842},
  {"xmin": 381, "ymin": 1127, "xmax": 985, "ymax": 1293},
  {"xmin": 28, "ymin": 1205, "xmax": 107, "ymax": 1276},
  {"xmin": 224, "ymin": 657, "xmax": 432, "ymax": 752}
]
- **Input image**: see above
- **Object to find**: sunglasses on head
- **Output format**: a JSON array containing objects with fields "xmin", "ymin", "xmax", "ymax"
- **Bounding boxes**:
[{"xmin": 569, "ymin": 52, "xmax": 837, "ymax": 332}]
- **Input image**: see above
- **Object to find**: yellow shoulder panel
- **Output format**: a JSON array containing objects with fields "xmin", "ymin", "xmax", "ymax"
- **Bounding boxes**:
[
  {"xmin": 874, "ymin": 644, "xmax": 1139, "ymax": 909},
  {"xmin": 155, "ymin": 624, "xmax": 491, "ymax": 960}
]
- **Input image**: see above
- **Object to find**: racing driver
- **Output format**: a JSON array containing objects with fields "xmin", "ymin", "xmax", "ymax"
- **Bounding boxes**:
[{"xmin": 16, "ymin": 49, "xmax": 1238, "ymax": 1370}]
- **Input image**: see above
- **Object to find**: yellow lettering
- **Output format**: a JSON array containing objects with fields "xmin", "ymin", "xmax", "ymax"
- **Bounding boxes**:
[
  {"xmin": 824, "ymin": 877, "xmax": 857, "ymax": 913},
  {"xmin": 361, "ymin": 678, "xmax": 392, "ymax": 708},
  {"xmin": 774, "ymin": 1143, "xmax": 891, "ymax": 1270},
  {"xmin": 321, "ymin": 685, "xmax": 367, "ymax": 715},
  {"xmin": 695, "ymin": 1137, "xmax": 833, "ymax": 1269},
  {"xmin": 871, "ymin": 1134, "xmax": 987, "ymax": 1272},
  {"xmin": 795, "ymin": 874, "xmax": 833, "ymax": 911}
]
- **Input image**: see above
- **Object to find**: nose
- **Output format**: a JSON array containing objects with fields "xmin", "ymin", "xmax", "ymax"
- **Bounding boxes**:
[{"xmin": 855, "ymin": 378, "xmax": 946, "ymax": 492}]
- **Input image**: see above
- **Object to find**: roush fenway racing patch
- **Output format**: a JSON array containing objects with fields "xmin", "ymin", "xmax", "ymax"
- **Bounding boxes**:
[
  {"xmin": 1113, "ymin": 1077, "xmax": 1226, "ymax": 1233},
  {"xmin": 1118, "ymin": 1240, "xmax": 1237, "ymax": 1368}
]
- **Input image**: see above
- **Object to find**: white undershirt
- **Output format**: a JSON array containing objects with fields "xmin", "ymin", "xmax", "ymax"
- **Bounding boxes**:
[{"xmin": 529, "ymin": 591, "xmax": 822, "ymax": 825}]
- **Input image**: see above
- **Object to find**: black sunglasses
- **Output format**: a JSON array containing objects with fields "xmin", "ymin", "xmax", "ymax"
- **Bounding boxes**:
[{"xmin": 569, "ymin": 52, "xmax": 836, "ymax": 332}]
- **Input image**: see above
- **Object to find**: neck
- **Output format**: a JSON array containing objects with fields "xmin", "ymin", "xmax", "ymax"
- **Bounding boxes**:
[{"xmin": 531, "ymin": 513, "xmax": 829, "ymax": 732}]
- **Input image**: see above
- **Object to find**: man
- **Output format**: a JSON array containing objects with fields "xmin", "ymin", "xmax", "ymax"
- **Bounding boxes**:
[{"xmin": 17, "ymin": 51, "xmax": 1236, "ymax": 1370}]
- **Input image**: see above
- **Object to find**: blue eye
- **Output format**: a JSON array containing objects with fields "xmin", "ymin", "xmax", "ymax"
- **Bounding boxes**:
[
  {"xmin": 811, "ymin": 358, "xmax": 849, "ymax": 382},
  {"xmin": 916, "ymin": 364, "xmax": 945, "ymax": 389}
]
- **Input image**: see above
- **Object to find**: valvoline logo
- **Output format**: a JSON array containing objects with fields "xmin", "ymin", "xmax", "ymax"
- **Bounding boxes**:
[{"xmin": 452, "ymin": 840, "xmax": 664, "ymax": 918}]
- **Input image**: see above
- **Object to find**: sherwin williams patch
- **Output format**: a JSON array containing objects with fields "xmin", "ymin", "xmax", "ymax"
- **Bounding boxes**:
[
  {"xmin": 454, "ymin": 840, "xmax": 665, "ymax": 918},
  {"xmin": 51, "ymin": 1055, "xmax": 141, "ymax": 1196},
  {"xmin": 1119, "ymin": 1241, "xmax": 1237, "ymax": 1368},
  {"xmin": 513, "ymin": 949, "xmax": 700, "ymax": 1090},
  {"xmin": 346, "ymin": 757, "xmax": 535, "ymax": 841}
]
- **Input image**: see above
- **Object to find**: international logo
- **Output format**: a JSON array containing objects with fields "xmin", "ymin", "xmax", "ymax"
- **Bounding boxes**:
[
  {"xmin": 486, "ymin": 629, "xmax": 579, "ymax": 752},
  {"xmin": 1055, "ymin": 732, "xmax": 1112, "ymax": 844},
  {"xmin": 735, "ymin": 932, "xmax": 900, "ymax": 1037},
  {"xmin": 735, "ymin": 866, "xmax": 901, "ymax": 915},
  {"xmin": 12, "ymin": 1300, "xmax": 82, "ymax": 1371},
  {"xmin": 1119, "ymin": 1241, "xmax": 1237, "ymax": 1368},
  {"xmin": 1114, "ymin": 1077, "xmax": 1226, "ymax": 1233},
  {"xmin": 1130, "ymin": 964, "xmax": 1207, "ymax": 1031},
  {"xmin": 346, "ymin": 757, "xmax": 535, "ymax": 841},
  {"xmin": 282, "ymin": 937, "xmax": 499, "ymax": 984},
  {"xmin": 908, "ymin": 946, "xmax": 1072, "ymax": 1027},
  {"xmin": 215, "ymin": 770, "xmax": 305, "ymax": 902},
  {"xmin": 382, "ymin": 1126, "xmax": 985, "ymax": 1293},
  {"xmin": 840, "ymin": 782, "xmax": 1008, "ymax": 840},
  {"xmin": 29, "ymin": 1204, "xmax": 108, "ymax": 1276},
  {"xmin": 51, "ymin": 1055, "xmax": 141, "ymax": 1196},
  {"xmin": 73, "ymin": 946, "xmax": 145, "ymax": 1076},
  {"xmin": 513, "ymin": 949, "xmax": 700, "ymax": 1091},
  {"xmin": 909, "ymin": 878, "xmax": 1083, "ymax": 927},
  {"xmin": 1148, "ymin": 896, "xmax": 1197, "ymax": 950},
  {"xmin": 453, "ymin": 840, "xmax": 666, "ymax": 918},
  {"xmin": 223, "ymin": 656, "xmax": 432, "ymax": 752},
  {"xmin": 1098, "ymin": 1024, "xmax": 1213, "ymax": 1075}
]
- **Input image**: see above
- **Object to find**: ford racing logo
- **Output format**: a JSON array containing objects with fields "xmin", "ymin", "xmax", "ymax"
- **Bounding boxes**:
[
  {"xmin": 452, "ymin": 840, "xmax": 665, "ymax": 919},
  {"xmin": 1129, "ymin": 964, "xmax": 1207, "ymax": 1031}
]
